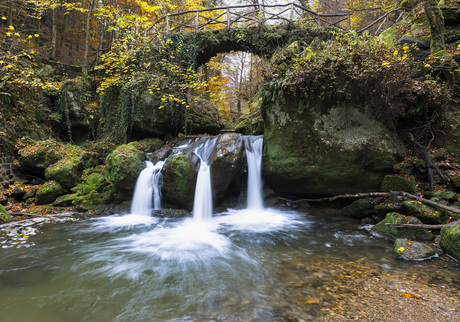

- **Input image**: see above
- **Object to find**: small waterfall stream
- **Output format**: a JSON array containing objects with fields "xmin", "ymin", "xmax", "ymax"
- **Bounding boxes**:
[
  {"xmin": 192, "ymin": 138, "xmax": 218, "ymax": 221},
  {"xmin": 244, "ymin": 135, "xmax": 264, "ymax": 211},
  {"xmin": 130, "ymin": 160, "xmax": 165, "ymax": 216}
]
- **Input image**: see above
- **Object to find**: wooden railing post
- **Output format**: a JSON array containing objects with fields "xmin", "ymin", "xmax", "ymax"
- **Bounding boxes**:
[
  {"xmin": 290, "ymin": 3, "xmax": 294, "ymax": 22},
  {"xmin": 196, "ymin": 11, "xmax": 199, "ymax": 31},
  {"xmin": 347, "ymin": 13, "xmax": 351, "ymax": 30},
  {"xmin": 317, "ymin": 13, "xmax": 321, "ymax": 27},
  {"xmin": 227, "ymin": 8, "xmax": 230, "ymax": 29},
  {"xmin": 166, "ymin": 14, "xmax": 170, "ymax": 32}
]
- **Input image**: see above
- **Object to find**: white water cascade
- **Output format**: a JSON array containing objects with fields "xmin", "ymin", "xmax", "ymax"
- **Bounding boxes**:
[
  {"xmin": 192, "ymin": 138, "xmax": 218, "ymax": 221},
  {"xmin": 130, "ymin": 160, "xmax": 165, "ymax": 216},
  {"xmin": 243, "ymin": 135, "xmax": 264, "ymax": 211}
]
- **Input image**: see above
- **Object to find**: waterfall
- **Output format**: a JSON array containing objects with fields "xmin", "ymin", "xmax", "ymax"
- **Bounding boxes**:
[
  {"xmin": 243, "ymin": 135, "xmax": 264, "ymax": 211},
  {"xmin": 130, "ymin": 160, "xmax": 165, "ymax": 216},
  {"xmin": 192, "ymin": 138, "xmax": 217, "ymax": 221}
]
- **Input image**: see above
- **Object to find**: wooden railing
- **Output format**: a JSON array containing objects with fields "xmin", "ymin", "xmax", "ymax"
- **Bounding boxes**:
[{"xmin": 153, "ymin": 2, "xmax": 352, "ymax": 34}]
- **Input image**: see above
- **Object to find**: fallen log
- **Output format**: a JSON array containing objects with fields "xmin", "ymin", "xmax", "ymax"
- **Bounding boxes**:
[
  {"xmin": 277, "ymin": 191, "xmax": 460, "ymax": 218},
  {"xmin": 9, "ymin": 212, "xmax": 43, "ymax": 217},
  {"xmin": 384, "ymin": 223, "xmax": 446, "ymax": 229}
]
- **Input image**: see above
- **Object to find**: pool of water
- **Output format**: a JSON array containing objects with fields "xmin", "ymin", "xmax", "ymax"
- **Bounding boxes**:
[{"xmin": 0, "ymin": 207, "xmax": 458, "ymax": 321}]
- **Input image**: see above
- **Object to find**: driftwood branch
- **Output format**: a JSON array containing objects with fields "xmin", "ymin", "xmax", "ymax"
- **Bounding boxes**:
[
  {"xmin": 277, "ymin": 191, "xmax": 460, "ymax": 218},
  {"xmin": 409, "ymin": 133, "xmax": 451, "ymax": 188},
  {"xmin": 384, "ymin": 223, "xmax": 446, "ymax": 229}
]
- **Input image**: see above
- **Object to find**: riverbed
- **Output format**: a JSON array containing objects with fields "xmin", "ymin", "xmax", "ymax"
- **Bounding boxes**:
[{"xmin": 0, "ymin": 207, "xmax": 458, "ymax": 321}]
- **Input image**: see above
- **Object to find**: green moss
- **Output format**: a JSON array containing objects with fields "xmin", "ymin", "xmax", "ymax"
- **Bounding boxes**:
[
  {"xmin": 373, "ymin": 212, "xmax": 434, "ymax": 241},
  {"xmin": 45, "ymin": 156, "xmax": 82, "ymax": 189},
  {"xmin": 403, "ymin": 200, "xmax": 449, "ymax": 224},
  {"xmin": 71, "ymin": 167, "xmax": 115, "ymax": 212},
  {"xmin": 381, "ymin": 175, "xmax": 418, "ymax": 194},
  {"xmin": 169, "ymin": 155, "xmax": 193, "ymax": 196},
  {"xmin": 35, "ymin": 180, "xmax": 65, "ymax": 205},
  {"xmin": 0, "ymin": 204, "xmax": 12, "ymax": 223},
  {"xmin": 106, "ymin": 144, "xmax": 143, "ymax": 190},
  {"xmin": 439, "ymin": 220, "xmax": 460, "ymax": 260}
]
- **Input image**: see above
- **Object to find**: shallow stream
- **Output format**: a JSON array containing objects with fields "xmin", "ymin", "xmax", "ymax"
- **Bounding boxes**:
[{"xmin": 0, "ymin": 207, "xmax": 458, "ymax": 321}]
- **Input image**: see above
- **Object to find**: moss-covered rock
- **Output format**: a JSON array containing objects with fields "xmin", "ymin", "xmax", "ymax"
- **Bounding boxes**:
[
  {"xmin": 188, "ymin": 97, "xmax": 224, "ymax": 135},
  {"xmin": 372, "ymin": 212, "xmax": 434, "ymax": 241},
  {"xmin": 439, "ymin": 220, "xmax": 460, "ymax": 260},
  {"xmin": 106, "ymin": 144, "xmax": 144, "ymax": 191},
  {"xmin": 393, "ymin": 238, "xmax": 435, "ymax": 260},
  {"xmin": 342, "ymin": 198, "xmax": 377, "ymax": 219},
  {"xmin": 381, "ymin": 175, "xmax": 417, "ymax": 194},
  {"xmin": 35, "ymin": 180, "xmax": 66, "ymax": 205},
  {"xmin": 71, "ymin": 168, "xmax": 115, "ymax": 212},
  {"xmin": 16, "ymin": 138, "xmax": 67, "ymax": 176},
  {"xmin": 45, "ymin": 156, "xmax": 82, "ymax": 189},
  {"xmin": 235, "ymin": 109, "xmax": 264, "ymax": 135},
  {"xmin": 129, "ymin": 138, "xmax": 165, "ymax": 153},
  {"xmin": 403, "ymin": 200, "xmax": 448, "ymax": 224},
  {"xmin": 53, "ymin": 194, "xmax": 75, "ymax": 207},
  {"xmin": 262, "ymin": 95, "xmax": 405, "ymax": 196},
  {"xmin": 0, "ymin": 204, "xmax": 12, "ymax": 223},
  {"xmin": 374, "ymin": 198, "xmax": 405, "ymax": 219},
  {"xmin": 425, "ymin": 189, "xmax": 460, "ymax": 202},
  {"xmin": 162, "ymin": 154, "xmax": 198, "ymax": 210}
]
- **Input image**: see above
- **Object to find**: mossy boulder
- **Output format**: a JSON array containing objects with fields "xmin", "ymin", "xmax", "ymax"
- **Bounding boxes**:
[
  {"xmin": 393, "ymin": 238, "xmax": 435, "ymax": 260},
  {"xmin": 449, "ymin": 174, "xmax": 460, "ymax": 190},
  {"xmin": 262, "ymin": 95, "xmax": 405, "ymax": 196},
  {"xmin": 106, "ymin": 144, "xmax": 144, "ymax": 191},
  {"xmin": 71, "ymin": 169, "xmax": 114, "ymax": 211},
  {"xmin": 35, "ymin": 180, "xmax": 66, "ymax": 205},
  {"xmin": 162, "ymin": 154, "xmax": 198, "ymax": 210},
  {"xmin": 53, "ymin": 194, "xmax": 75, "ymax": 207},
  {"xmin": 0, "ymin": 204, "xmax": 12, "ymax": 223},
  {"xmin": 439, "ymin": 220, "xmax": 460, "ymax": 260},
  {"xmin": 425, "ymin": 189, "xmax": 460, "ymax": 202},
  {"xmin": 372, "ymin": 212, "xmax": 434, "ymax": 241},
  {"xmin": 381, "ymin": 175, "xmax": 417, "ymax": 194},
  {"xmin": 235, "ymin": 109, "xmax": 264, "ymax": 135},
  {"xmin": 403, "ymin": 200, "xmax": 448, "ymax": 224},
  {"xmin": 45, "ymin": 156, "xmax": 82, "ymax": 189},
  {"xmin": 210, "ymin": 133, "xmax": 245, "ymax": 202},
  {"xmin": 342, "ymin": 198, "xmax": 377, "ymax": 219},
  {"xmin": 128, "ymin": 138, "xmax": 165, "ymax": 153},
  {"xmin": 374, "ymin": 198, "xmax": 404, "ymax": 219},
  {"xmin": 188, "ymin": 97, "xmax": 224, "ymax": 135},
  {"xmin": 443, "ymin": 111, "xmax": 460, "ymax": 158},
  {"xmin": 16, "ymin": 138, "xmax": 66, "ymax": 176}
]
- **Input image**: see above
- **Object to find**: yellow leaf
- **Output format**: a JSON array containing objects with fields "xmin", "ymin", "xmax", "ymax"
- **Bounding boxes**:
[
  {"xmin": 393, "ymin": 50, "xmax": 398, "ymax": 57},
  {"xmin": 382, "ymin": 62, "xmax": 390, "ymax": 66},
  {"xmin": 398, "ymin": 247, "xmax": 405, "ymax": 252},
  {"xmin": 2, "ymin": 17, "xmax": 6, "ymax": 20},
  {"xmin": 424, "ymin": 64, "xmax": 430, "ymax": 68},
  {"xmin": 9, "ymin": 25, "xmax": 14, "ymax": 31},
  {"xmin": 28, "ymin": 35, "xmax": 32, "ymax": 39},
  {"xmin": 6, "ymin": 32, "xmax": 11, "ymax": 37},
  {"xmin": 34, "ymin": 34, "xmax": 39, "ymax": 38}
]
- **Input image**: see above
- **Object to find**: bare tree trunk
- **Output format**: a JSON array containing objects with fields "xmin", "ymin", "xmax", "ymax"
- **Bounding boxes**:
[
  {"xmin": 51, "ymin": 7, "xmax": 57, "ymax": 59},
  {"xmin": 7, "ymin": 0, "xmax": 13, "ymax": 27},
  {"xmin": 423, "ymin": 0, "xmax": 445, "ymax": 54},
  {"xmin": 84, "ymin": 0, "xmax": 95, "ymax": 73}
]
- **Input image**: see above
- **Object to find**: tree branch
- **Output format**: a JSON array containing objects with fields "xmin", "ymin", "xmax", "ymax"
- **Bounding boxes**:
[{"xmin": 277, "ymin": 191, "xmax": 460, "ymax": 218}]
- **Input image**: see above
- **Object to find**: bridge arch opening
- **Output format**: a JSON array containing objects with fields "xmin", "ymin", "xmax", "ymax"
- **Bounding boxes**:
[{"xmin": 196, "ymin": 50, "xmax": 268, "ymax": 127}]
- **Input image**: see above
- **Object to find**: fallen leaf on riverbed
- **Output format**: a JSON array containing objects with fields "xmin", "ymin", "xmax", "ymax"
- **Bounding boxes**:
[{"xmin": 401, "ymin": 291, "xmax": 422, "ymax": 299}]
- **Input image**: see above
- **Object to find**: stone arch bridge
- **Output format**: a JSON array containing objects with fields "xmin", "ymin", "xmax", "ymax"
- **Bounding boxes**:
[{"xmin": 149, "ymin": 2, "xmax": 406, "ymax": 66}]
